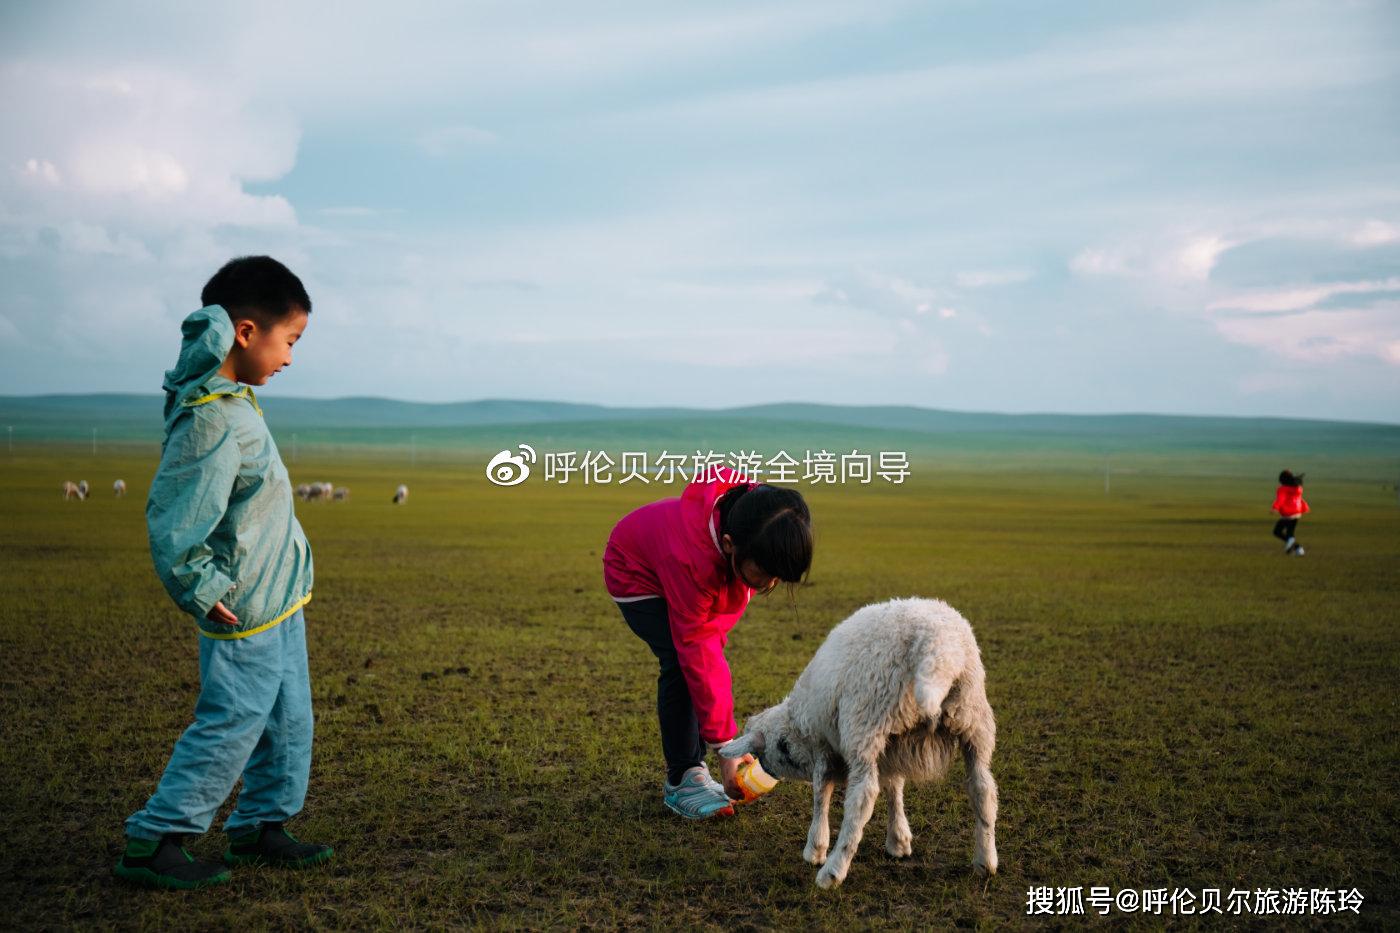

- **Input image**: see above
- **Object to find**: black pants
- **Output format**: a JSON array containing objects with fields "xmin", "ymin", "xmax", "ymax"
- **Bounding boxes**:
[
  {"xmin": 1272, "ymin": 517, "xmax": 1299, "ymax": 543},
  {"xmin": 617, "ymin": 598, "xmax": 704, "ymax": 785}
]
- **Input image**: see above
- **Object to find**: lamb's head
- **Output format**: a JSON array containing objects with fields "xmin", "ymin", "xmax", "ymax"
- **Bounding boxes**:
[{"xmin": 720, "ymin": 701, "xmax": 812, "ymax": 782}]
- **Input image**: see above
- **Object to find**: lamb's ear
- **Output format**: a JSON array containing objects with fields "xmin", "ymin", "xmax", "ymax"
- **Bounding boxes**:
[
  {"xmin": 720, "ymin": 731, "xmax": 764, "ymax": 758},
  {"xmin": 718, "ymin": 735, "xmax": 751, "ymax": 758}
]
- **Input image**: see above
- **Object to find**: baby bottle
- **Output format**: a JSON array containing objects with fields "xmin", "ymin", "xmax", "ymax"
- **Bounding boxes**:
[{"xmin": 734, "ymin": 758, "xmax": 778, "ymax": 803}]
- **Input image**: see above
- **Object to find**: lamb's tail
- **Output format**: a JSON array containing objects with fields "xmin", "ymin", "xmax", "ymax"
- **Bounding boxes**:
[
  {"xmin": 912, "ymin": 649, "xmax": 959, "ymax": 722},
  {"xmin": 913, "ymin": 654, "xmax": 967, "ymax": 773}
]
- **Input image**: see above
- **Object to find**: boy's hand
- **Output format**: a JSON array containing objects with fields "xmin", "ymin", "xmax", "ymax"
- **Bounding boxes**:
[
  {"xmin": 719, "ymin": 752, "xmax": 755, "ymax": 800},
  {"xmin": 206, "ymin": 602, "xmax": 239, "ymax": 626}
]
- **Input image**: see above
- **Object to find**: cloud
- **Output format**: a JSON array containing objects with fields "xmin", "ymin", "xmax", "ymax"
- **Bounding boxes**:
[
  {"xmin": 0, "ymin": 61, "xmax": 298, "ymax": 236},
  {"xmin": 813, "ymin": 270, "xmax": 940, "ymax": 319},
  {"xmin": 921, "ymin": 341, "xmax": 951, "ymax": 375},
  {"xmin": 417, "ymin": 124, "xmax": 499, "ymax": 157},
  {"xmin": 1212, "ymin": 304, "xmax": 1400, "ymax": 364},
  {"xmin": 317, "ymin": 206, "xmax": 406, "ymax": 218},
  {"xmin": 807, "ymin": 271, "xmax": 975, "ymax": 376},
  {"xmin": 2, "ymin": 3, "xmax": 1397, "ymax": 418},
  {"xmin": 1072, "ymin": 222, "xmax": 1400, "ymax": 366},
  {"xmin": 607, "ymin": 1, "xmax": 1397, "ymax": 142},
  {"xmin": 1208, "ymin": 277, "xmax": 1400, "ymax": 314},
  {"xmin": 48, "ymin": 221, "xmax": 152, "ymax": 260},
  {"xmin": 1172, "ymin": 234, "xmax": 1236, "ymax": 282},
  {"xmin": 461, "ymin": 278, "xmax": 541, "ymax": 292},
  {"xmin": 646, "ymin": 325, "xmax": 900, "ymax": 368},
  {"xmin": 0, "ymin": 59, "xmax": 306, "ymax": 377},
  {"xmin": 1352, "ymin": 220, "xmax": 1400, "ymax": 247},
  {"xmin": 955, "ymin": 269, "xmax": 1032, "ymax": 288},
  {"xmin": 1071, "ymin": 232, "xmax": 1237, "ymax": 283},
  {"xmin": 1202, "ymin": 274, "xmax": 1400, "ymax": 366},
  {"xmin": 21, "ymin": 158, "xmax": 61, "ymax": 186},
  {"xmin": 1070, "ymin": 246, "xmax": 1135, "ymax": 278},
  {"xmin": 207, "ymin": 2, "xmax": 909, "ymax": 116}
]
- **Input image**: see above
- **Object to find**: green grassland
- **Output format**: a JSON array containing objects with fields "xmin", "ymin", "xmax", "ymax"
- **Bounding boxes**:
[{"xmin": 1, "ymin": 440, "xmax": 1397, "ymax": 929}]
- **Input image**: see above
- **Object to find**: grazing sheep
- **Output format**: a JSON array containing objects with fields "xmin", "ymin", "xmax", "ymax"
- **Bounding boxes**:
[
  {"xmin": 295, "ymin": 483, "xmax": 311, "ymax": 501},
  {"xmin": 113, "ymin": 479, "xmax": 127, "ymax": 497},
  {"xmin": 332, "ymin": 486, "xmax": 349, "ymax": 501},
  {"xmin": 720, "ymin": 597, "xmax": 998, "ymax": 889},
  {"xmin": 302, "ymin": 481, "xmax": 333, "ymax": 501},
  {"xmin": 77, "ymin": 480, "xmax": 89, "ymax": 499},
  {"xmin": 62, "ymin": 481, "xmax": 85, "ymax": 501},
  {"xmin": 392, "ymin": 484, "xmax": 408, "ymax": 505}
]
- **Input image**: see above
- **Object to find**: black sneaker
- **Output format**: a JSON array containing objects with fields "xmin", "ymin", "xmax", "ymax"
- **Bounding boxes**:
[
  {"xmin": 114, "ymin": 835, "xmax": 232, "ymax": 890},
  {"xmin": 224, "ymin": 822, "xmax": 333, "ymax": 868}
]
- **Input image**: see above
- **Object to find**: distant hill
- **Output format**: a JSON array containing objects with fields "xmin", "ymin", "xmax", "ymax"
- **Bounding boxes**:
[{"xmin": 2, "ymin": 394, "xmax": 1398, "ymax": 461}]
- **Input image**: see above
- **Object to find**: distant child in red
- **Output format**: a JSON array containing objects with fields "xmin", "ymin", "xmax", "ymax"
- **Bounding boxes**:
[{"xmin": 1271, "ymin": 470, "xmax": 1309, "ymax": 556}]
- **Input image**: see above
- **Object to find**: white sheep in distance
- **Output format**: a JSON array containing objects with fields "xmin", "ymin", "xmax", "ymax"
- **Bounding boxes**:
[
  {"xmin": 300, "ymin": 482, "xmax": 333, "ymax": 501},
  {"xmin": 392, "ymin": 484, "xmax": 408, "ymax": 505},
  {"xmin": 77, "ymin": 479, "xmax": 89, "ymax": 499},
  {"xmin": 62, "ymin": 481, "xmax": 85, "ymax": 501},
  {"xmin": 113, "ymin": 479, "xmax": 127, "ymax": 497},
  {"xmin": 332, "ymin": 486, "xmax": 350, "ymax": 501},
  {"xmin": 721, "ymin": 597, "xmax": 998, "ymax": 889}
]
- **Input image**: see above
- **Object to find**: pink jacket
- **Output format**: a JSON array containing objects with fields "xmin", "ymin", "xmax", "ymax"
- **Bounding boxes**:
[
  {"xmin": 1272, "ymin": 485, "xmax": 1309, "ymax": 517},
  {"xmin": 603, "ymin": 467, "xmax": 755, "ymax": 746}
]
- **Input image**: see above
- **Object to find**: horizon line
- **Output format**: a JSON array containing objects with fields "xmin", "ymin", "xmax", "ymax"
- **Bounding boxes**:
[{"xmin": 2, "ymin": 391, "xmax": 1398, "ymax": 429}]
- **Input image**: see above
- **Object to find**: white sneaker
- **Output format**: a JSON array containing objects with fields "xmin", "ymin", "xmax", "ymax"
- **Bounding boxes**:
[
  {"xmin": 700, "ymin": 769, "xmax": 728, "ymax": 797},
  {"xmin": 662, "ymin": 767, "xmax": 734, "ymax": 820},
  {"xmin": 1294, "ymin": 546, "xmax": 1305, "ymax": 556}
]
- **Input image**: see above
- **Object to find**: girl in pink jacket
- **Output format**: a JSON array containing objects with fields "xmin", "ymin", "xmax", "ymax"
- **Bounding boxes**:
[
  {"xmin": 1272, "ymin": 469, "xmax": 1310, "ymax": 556},
  {"xmin": 603, "ymin": 467, "xmax": 812, "ymax": 819}
]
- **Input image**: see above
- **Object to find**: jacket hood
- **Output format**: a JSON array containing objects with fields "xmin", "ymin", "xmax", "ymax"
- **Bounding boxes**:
[{"xmin": 161, "ymin": 305, "xmax": 244, "ymax": 430}]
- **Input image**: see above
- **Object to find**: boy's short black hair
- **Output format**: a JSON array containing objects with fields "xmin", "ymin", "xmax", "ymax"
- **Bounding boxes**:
[{"xmin": 201, "ymin": 256, "xmax": 311, "ymax": 327}]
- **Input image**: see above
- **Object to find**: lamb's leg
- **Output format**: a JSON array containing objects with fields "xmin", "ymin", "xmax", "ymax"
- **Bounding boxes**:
[
  {"xmin": 883, "ymin": 774, "xmax": 912, "ymax": 858},
  {"xmin": 962, "ymin": 728, "xmax": 999, "ymax": 876},
  {"xmin": 816, "ymin": 759, "xmax": 880, "ymax": 889},
  {"xmin": 804, "ymin": 759, "xmax": 835, "ymax": 866}
]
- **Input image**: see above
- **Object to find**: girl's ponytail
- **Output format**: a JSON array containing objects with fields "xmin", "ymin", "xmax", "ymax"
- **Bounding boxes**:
[{"xmin": 720, "ymin": 484, "xmax": 813, "ymax": 584}]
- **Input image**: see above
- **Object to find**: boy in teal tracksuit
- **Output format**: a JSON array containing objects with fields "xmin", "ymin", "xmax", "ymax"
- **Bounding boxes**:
[{"xmin": 116, "ymin": 256, "xmax": 332, "ymax": 889}]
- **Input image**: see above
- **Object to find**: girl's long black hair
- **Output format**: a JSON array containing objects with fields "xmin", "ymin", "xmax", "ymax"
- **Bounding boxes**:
[{"xmin": 717, "ymin": 483, "xmax": 813, "ymax": 584}]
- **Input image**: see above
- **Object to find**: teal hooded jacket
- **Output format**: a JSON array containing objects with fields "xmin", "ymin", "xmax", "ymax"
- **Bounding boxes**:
[{"xmin": 147, "ymin": 306, "xmax": 314, "ymax": 639}]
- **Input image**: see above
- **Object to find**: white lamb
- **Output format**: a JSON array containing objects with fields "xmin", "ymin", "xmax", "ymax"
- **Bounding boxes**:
[
  {"xmin": 720, "ymin": 597, "xmax": 998, "ymax": 889},
  {"xmin": 392, "ymin": 484, "xmax": 408, "ymax": 505}
]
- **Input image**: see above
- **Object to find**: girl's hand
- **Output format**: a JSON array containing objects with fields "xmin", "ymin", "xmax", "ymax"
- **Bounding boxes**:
[
  {"xmin": 719, "ymin": 752, "xmax": 755, "ymax": 800},
  {"xmin": 206, "ymin": 601, "xmax": 239, "ymax": 626}
]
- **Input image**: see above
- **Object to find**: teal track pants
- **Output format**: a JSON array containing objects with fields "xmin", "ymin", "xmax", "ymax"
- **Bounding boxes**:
[{"xmin": 125, "ymin": 610, "xmax": 312, "ymax": 840}]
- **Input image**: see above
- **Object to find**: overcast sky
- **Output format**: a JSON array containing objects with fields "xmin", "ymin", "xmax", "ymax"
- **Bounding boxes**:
[{"xmin": 1, "ymin": 1, "xmax": 1397, "ymax": 421}]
